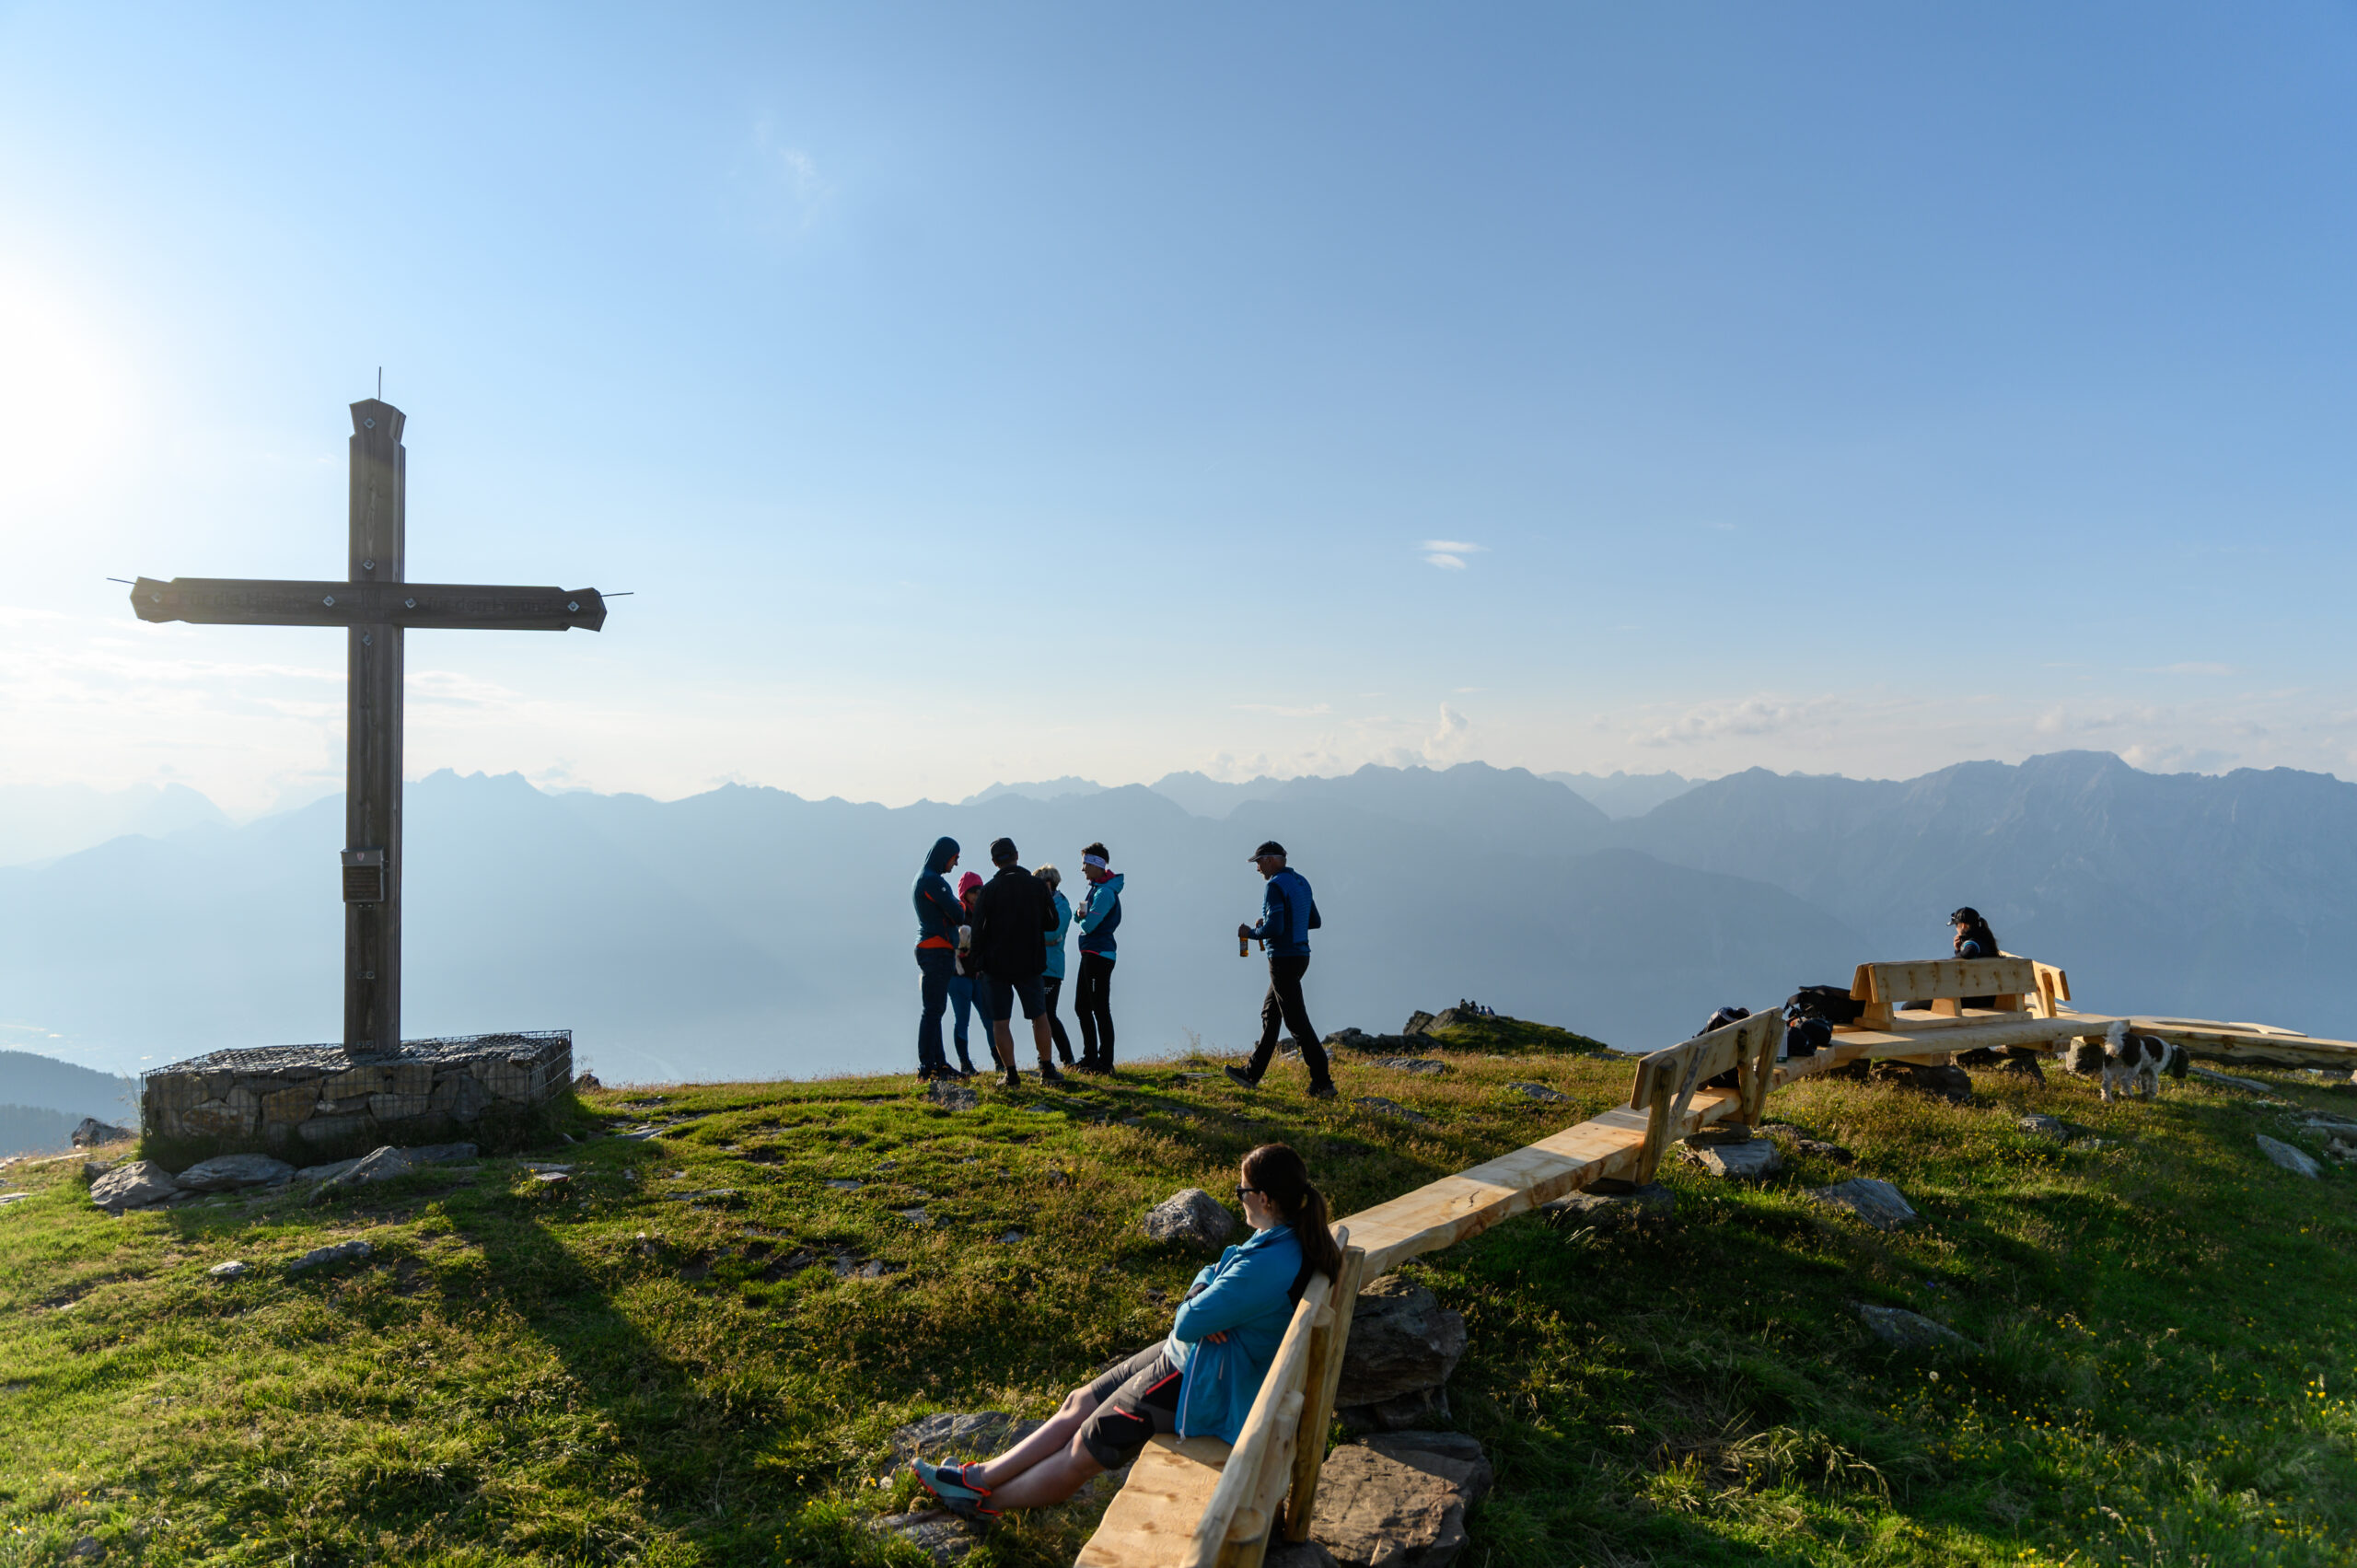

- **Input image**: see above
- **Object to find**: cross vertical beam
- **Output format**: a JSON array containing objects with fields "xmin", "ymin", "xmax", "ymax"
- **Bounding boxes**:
[{"xmin": 345, "ymin": 400, "xmax": 405, "ymax": 1055}]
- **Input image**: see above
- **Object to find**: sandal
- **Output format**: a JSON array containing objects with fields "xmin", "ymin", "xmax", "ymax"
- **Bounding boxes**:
[{"xmin": 911, "ymin": 1459, "xmax": 999, "ymax": 1520}]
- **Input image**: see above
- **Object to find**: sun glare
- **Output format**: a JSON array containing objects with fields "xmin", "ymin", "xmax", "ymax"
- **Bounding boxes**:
[{"xmin": 0, "ymin": 267, "xmax": 136, "ymax": 516}]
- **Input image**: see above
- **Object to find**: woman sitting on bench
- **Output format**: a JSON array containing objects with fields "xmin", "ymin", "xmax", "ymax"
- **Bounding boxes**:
[{"xmin": 911, "ymin": 1142, "xmax": 1343, "ymax": 1519}]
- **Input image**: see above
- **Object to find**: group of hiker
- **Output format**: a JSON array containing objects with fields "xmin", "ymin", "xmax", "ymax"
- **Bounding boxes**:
[{"xmin": 911, "ymin": 834, "xmax": 1337, "ymax": 1097}]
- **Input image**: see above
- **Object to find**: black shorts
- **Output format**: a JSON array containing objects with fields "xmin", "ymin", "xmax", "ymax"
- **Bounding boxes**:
[
  {"xmin": 984, "ymin": 973, "xmax": 1046, "ymax": 1022},
  {"xmin": 1077, "ymin": 1344, "xmax": 1183, "ymax": 1469}
]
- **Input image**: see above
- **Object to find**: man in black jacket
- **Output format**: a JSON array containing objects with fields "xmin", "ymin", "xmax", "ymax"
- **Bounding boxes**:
[{"xmin": 973, "ymin": 837, "xmax": 1065, "ymax": 1086}]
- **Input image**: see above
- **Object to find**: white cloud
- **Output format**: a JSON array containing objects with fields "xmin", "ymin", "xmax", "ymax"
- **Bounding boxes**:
[
  {"xmin": 1631, "ymin": 694, "xmax": 1840, "ymax": 749},
  {"xmin": 1419, "ymin": 540, "xmax": 1485, "ymax": 570}
]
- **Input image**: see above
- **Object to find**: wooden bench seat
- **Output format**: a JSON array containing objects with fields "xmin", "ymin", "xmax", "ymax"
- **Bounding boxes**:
[{"xmin": 1076, "ymin": 1436, "xmax": 1237, "ymax": 1568}]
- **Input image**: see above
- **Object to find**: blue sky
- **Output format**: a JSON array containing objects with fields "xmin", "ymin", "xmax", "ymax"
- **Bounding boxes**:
[{"xmin": 3, "ymin": 2, "xmax": 2353, "ymax": 812}]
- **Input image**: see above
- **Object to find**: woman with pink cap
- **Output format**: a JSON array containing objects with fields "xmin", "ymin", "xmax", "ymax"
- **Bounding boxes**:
[{"xmin": 946, "ymin": 870, "xmax": 986, "ymax": 1076}]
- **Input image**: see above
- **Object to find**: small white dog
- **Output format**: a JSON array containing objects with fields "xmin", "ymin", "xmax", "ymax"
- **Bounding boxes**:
[{"xmin": 2087, "ymin": 1019, "xmax": 2187, "ymax": 1102}]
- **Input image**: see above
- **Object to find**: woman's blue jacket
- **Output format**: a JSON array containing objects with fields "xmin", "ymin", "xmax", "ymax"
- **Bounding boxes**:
[
  {"xmin": 1166, "ymin": 1223, "xmax": 1305, "ymax": 1446},
  {"xmin": 1043, "ymin": 889, "xmax": 1072, "ymax": 981}
]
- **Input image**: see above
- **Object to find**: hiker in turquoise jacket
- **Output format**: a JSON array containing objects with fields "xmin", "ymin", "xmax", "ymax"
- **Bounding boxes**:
[
  {"xmin": 1073, "ymin": 842, "xmax": 1123, "ymax": 1072},
  {"xmin": 911, "ymin": 1144, "xmax": 1344, "ymax": 1517},
  {"xmin": 1039, "ymin": 865, "xmax": 1075, "ymax": 1066}
]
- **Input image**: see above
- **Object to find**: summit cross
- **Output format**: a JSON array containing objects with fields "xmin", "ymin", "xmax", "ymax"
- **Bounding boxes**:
[{"xmin": 128, "ymin": 399, "xmax": 610, "ymax": 1059}]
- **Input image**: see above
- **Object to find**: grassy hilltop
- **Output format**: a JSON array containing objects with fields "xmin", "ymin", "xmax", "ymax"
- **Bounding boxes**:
[{"xmin": 0, "ymin": 1023, "xmax": 2352, "ymax": 1568}]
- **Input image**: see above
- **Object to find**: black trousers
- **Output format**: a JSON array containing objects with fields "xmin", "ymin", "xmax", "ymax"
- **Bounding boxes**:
[
  {"xmin": 1042, "ymin": 975, "xmax": 1075, "ymax": 1064},
  {"xmin": 1247, "ymin": 954, "xmax": 1331, "ymax": 1086},
  {"xmin": 1076, "ymin": 952, "xmax": 1116, "ymax": 1066}
]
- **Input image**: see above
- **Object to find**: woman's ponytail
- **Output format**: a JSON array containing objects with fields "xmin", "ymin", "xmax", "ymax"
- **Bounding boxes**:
[{"xmin": 1243, "ymin": 1143, "xmax": 1345, "ymax": 1283}]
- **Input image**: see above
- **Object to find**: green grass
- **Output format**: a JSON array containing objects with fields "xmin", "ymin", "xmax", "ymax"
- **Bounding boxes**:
[{"xmin": 0, "ymin": 1039, "xmax": 2351, "ymax": 1567}]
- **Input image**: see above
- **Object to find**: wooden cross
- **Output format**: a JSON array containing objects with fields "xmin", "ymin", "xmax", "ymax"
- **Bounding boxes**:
[{"xmin": 127, "ymin": 399, "xmax": 609, "ymax": 1058}]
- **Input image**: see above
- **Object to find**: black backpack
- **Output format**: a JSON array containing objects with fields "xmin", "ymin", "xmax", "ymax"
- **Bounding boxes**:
[
  {"xmin": 1783, "ymin": 1016, "xmax": 1832, "ymax": 1058},
  {"xmin": 1785, "ymin": 984, "xmax": 1864, "ymax": 1027},
  {"xmin": 1695, "ymin": 1005, "xmax": 1751, "ymax": 1037}
]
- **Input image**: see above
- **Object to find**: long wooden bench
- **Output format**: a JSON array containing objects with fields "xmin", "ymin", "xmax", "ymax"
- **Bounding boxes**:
[{"xmin": 1073, "ymin": 950, "xmax": 2352, "ymax": 1567}]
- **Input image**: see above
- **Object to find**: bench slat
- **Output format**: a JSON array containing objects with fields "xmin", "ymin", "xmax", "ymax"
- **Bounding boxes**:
[
  {"xmin": 1852, "ymin": 958, "xmax": 2039, "ymax": 1006},
  {"xmin": 1075, "ymin": 1436, "xmax": 1237, "ymax": 1568}
]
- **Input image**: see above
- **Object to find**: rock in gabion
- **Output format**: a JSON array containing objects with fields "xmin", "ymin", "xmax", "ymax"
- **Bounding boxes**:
[
  {"xmin": 176, "ymin": 1153, "xmax": 295, "ymax": 1191},
  {"xmin": 1856, "ymin": 1303, "xmax": 1977, "ymax": 1353},
  {"xmin": 1142, "ymin": 1188, "xmax": 1236, "ymax": 1250},
  {"xmin": 1809, "ymin": 1178, "xmax": 1919, "ymax": 1231},
  {"xmin": 88, "ymin": 1161, "xmax": 181, "ymax": 1212},
  {"xmin": 2255, "ymin": 1134, "xmax": 2321, "ymax": 1179}
]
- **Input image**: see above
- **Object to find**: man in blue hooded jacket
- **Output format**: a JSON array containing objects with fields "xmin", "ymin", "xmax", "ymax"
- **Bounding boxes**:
[
  {"xmin": 911, "ymin": 837, "xmax": 964, "ymax": 1080},
  {"xmin": 1225, "ymin": 841, "xmax": 1336, "ymax": 1098}
]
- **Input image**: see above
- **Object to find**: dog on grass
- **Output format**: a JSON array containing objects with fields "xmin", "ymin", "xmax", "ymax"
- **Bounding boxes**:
[{"xmin": 2067, "ymin": 1020, "xmax": 2189, "ymax": 1102}]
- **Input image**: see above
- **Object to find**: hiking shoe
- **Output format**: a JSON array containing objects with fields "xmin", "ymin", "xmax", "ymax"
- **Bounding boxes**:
[
  {"xmin": 1000, "ymin": 1069, "xmax": 1021, "ymax": 1089},
  {"xmin": 1306, "ymin": 1082, "xmax": 1339, "ymax": 1100},
  {"xmin": 911, "ymin": 1459, "xmax": 998, "ymax": 1521},
  {"xmin": 1224, "ymin": 1065, "xmax": 1260, "ymax": 1091},
  {"xmin": 1039, "ymin": 1063, "xmax": 1068, "ymax": 1086}
]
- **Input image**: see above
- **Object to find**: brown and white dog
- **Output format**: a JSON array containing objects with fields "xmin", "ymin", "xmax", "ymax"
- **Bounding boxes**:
[{"xmin": 2066, "ymin": 1021, "xmax": 2188, "ymax": 1102}]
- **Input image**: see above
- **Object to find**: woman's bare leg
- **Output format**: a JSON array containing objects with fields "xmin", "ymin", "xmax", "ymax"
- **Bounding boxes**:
[
  {"xmin": 969, "ymin": 1384, "xmax": 1099, "ymax": 1490},
  {"xmin": 986, "ymin": 1431, "xmax": 1106, "ymax": 1509}
]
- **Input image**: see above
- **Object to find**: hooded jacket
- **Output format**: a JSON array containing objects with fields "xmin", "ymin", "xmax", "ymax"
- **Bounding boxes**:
[
  {"xmin": 974, "ymin": 864, "xmax": 1058, "ymax": 980},
  {"xmin": 913, "ymin": 838, "xmax": 962, "ymax": 950},
  {"xmin": 1044, "ymin": 889, "xmax": 1072, "ymax": 981},
  {"xmin": 1076, "ymin": 871, "xmax": 1125, "ymax": 958},
  {"xmin": 1167, "ymin": 1223, "xmax": 1306, "ymax": 1446},
  {"xmin": 1248, "ymin": 867, "xmax": 1321, "ymax": 958}
]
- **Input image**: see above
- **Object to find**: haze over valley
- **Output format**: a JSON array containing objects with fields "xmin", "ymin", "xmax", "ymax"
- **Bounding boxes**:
[{"xmin": 6, "ymin": 751, "xmax": 2350, "ymax": 1107}]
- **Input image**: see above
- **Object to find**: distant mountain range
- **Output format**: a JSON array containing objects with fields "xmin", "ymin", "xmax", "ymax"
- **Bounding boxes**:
[
  {"xmin": 0, "ymin": 782, "xmax": 227, "ymax": 868},
  {"xmin": 2, "ymin": 752, "xmax": 2349, "ymax": 1087},
  {"xmin": 0, "ymin": 1049, "xmax": 137, "ymax": 1157}
]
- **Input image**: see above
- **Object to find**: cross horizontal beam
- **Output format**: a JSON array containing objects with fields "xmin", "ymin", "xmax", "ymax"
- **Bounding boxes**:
[{"xmin": 130, "ymin": 577, "xmax": 607, "ymax": 632}]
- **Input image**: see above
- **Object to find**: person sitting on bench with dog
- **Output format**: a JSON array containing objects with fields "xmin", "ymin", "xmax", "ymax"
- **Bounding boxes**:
[{"xmin": 911, "ymin": 1143, "xmax": 1343, "ymax": 1519}]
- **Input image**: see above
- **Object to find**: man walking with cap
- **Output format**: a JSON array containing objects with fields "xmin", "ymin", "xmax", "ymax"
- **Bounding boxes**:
[
  {"xmin": 1225, "ymin": 842, "xmax": 1337, "ymax": 1099},
  {"xmin": 972, "ymin": 836, "xmax": 1066, "ymax": 1087}
]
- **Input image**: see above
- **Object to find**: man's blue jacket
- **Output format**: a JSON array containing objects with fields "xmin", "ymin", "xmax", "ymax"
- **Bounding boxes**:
[{"xmin": 1248, "ymin": 867, "xmax": 1321, "ymax": 958}]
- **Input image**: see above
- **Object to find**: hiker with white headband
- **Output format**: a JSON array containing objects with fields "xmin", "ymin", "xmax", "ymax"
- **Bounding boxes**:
[{"xmin": 1073, "ymin": 842, "xmax": 1123, "ymax": 1074}]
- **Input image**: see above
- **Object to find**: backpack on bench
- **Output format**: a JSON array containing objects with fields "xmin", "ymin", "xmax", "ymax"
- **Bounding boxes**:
[{"xmin": 1785, "ymin": 984, "xmax": 1864, "ymax": 1027}]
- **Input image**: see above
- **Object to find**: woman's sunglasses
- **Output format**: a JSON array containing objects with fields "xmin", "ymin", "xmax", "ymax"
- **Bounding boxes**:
[{"xmin": 1235, "ymin": 1184, "xmax": 1265, "ymax": 1201}]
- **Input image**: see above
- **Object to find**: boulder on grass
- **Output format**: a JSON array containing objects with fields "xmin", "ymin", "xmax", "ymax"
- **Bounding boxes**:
[
  {"xmin": 1856, "ymin": 1303, "xmax": 1978, "ymax": 1353},
  {"xmin": 1143, "ymin": 1188, "xmax": 1236, "ymax": 1250},
  {"xmin": 1809, "ymin": 1178, "xmax": 1919, "ymax": 1231},
  {"xmin": 89, "ymin": 1161, "xmax": 180, "ymax": 1212},
  {"xmin": 1335, "ymin": 1275, "xmax": 1466, "ymax": 1423},
  {"xmin": 1680, "ymin": 1138, "xmax": 1783, "ymax": 1180},
  {"xmin": 71, "ymin": 1118, "xmax": 132, "ymax": 1147},
  {"xmin": 1540, "ymin": 1180, "xmax": 1677, "ymax": 1230},
  {"xmin": 2255, "ymin": 1134, "xmax": 2321, "ymax": 1179}
]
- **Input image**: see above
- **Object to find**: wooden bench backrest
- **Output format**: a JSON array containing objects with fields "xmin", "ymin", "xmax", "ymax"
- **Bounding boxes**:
[
  {"xmin": 1852, "ymin": 957, "xmax": 2038, "ymax": 1009},
  {"xmin": 1623, "ymin": 1010, "xmax": 1782, "ymax": 1182}
]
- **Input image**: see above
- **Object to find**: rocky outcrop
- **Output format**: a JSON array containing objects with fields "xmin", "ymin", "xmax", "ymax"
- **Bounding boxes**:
[
  {"xmin": 1143, "ymin": 1188, "xmax": 1237, "ymax": 1250},
  {"xmin": 1336, "ymin": 1276, "xmax": 1466, "ymax": 1430},
  {"xmin": 1309, "ymin": 1431, "xmax": 1492, "ymax": 1568},
  {"xmin": 71, "ymin": 1118, "xmax": 132, "ymax": 1147}
]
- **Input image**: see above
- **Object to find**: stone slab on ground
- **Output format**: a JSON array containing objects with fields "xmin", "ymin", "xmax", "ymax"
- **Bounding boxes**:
[
  {"xmin": 286, "ymin": 1238, "xmax": 373, "ymax": 1273},
  {"xmin": 1354, "ymin": 1097, "xmax": 1431, "ymax": 1126},
  {"xmin": 2256, "ymin": 1134, "xmax": 2322, "ymax": 1179},
  {"xmin": 886, "ymin": 1411, "xmax": 1045, "ymax": 1469},
  {"xmin": 1266, "ymin": 1540, "xmax": 1342, "ymax": 1568},
  {"xmin": 2018, "ymin": 1114, "xmax": 2073, "ymax": 1142},
  {"xmin": 1757, "ymin": 1123, "xmax": 1855, "ymax": 1164},
  {"xmin": 1336, "ymin": 1275, "xmax": 1466, "ymax": 1414},
  {"xmin": 208, "ymin": 1260, "xmax": 250, "ymax": 1279},
  {"xmin": 1368, "ymin": 1058, "xmax": 1450, "ymax": 1074},
  {"xmin": 1856, "ymin": 1303, "xmax": 1979, "ymax": 1353},
  {"xmin": 864, "ymin": 1508, "xmax": 982, "ymax": 1565},
  {"xmin": 1142, "ymin": 1188, "xmax": 1236, "ymax": 1250},
  {"xmin": 1540, "ymin": 1180, "xmax": 1677, "ymax": 1230},
  {"xmin": 1875, "ymin": 1063, "xmax": 1973, "ymax": 1103},
  {"xmin": 923, "ymin": 1080, "xmax": 980, "ymax": 1111},
  {"xmin": 1505, "ymin": 1082, "xmax": 1569, "ymax": 1103},
  {"xmin": 88, "ymin": 1161, "xmax": 180, "ymax": 1212},
  {"xmin": 1681, "ymin": 1138, "xmax": 1783, "ymax": 1179},
  {"xmin": 176, "ymin": 1153, "xmax": 295, "ymax": 1191},
  {"xmin": 1808, "ymin": 1178, "xmax": 1919, "ymax": 1231},
  {"xmin": 2191, "ymin": 1066, "xmax": 2279, "ymax": 1095},
  {"xmin": 1309, "ymin": 1430, "xmax": 1492, "ymax": 1568}
]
